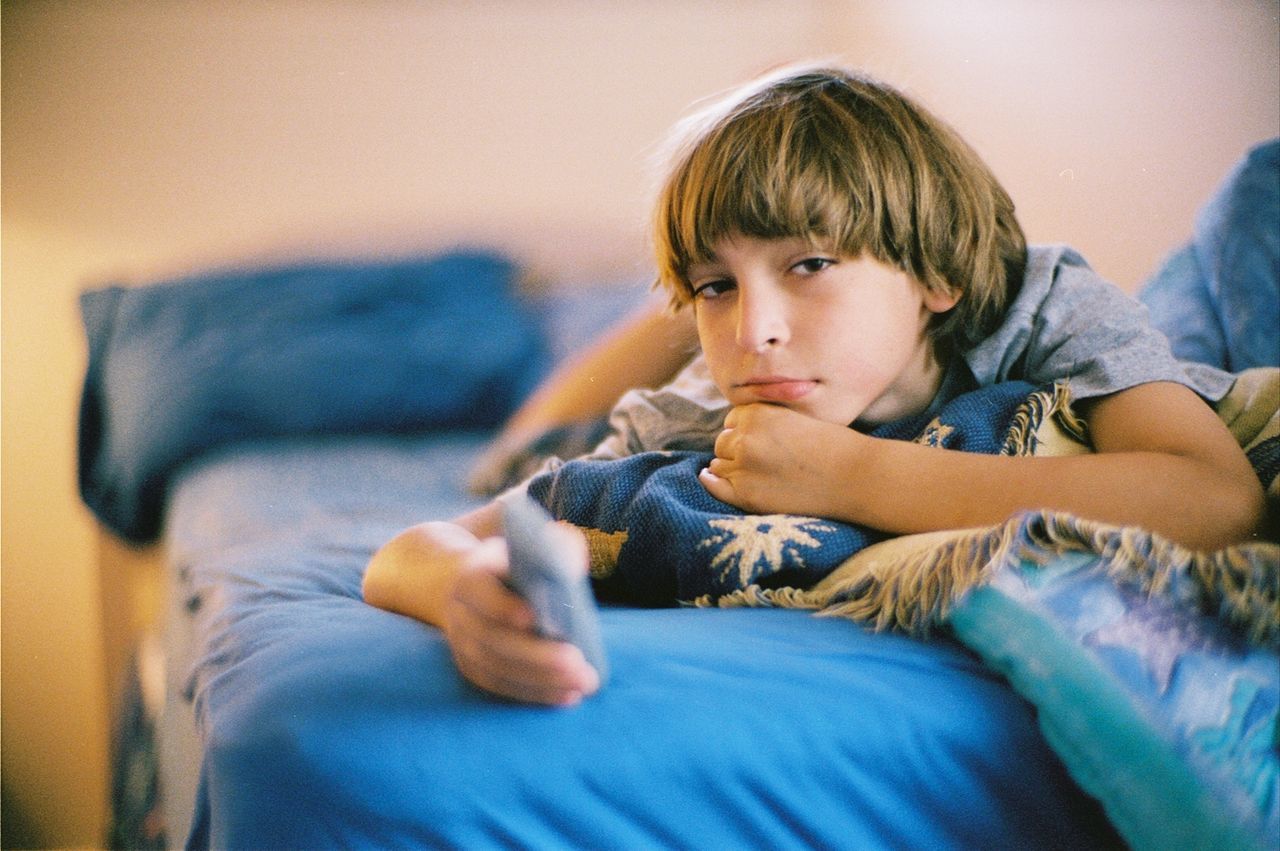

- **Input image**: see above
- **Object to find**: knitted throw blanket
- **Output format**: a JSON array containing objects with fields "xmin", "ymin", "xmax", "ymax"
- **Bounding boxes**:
[
  {"xmin": 527, "ymin": 374, "xmax": 1278, "ymax": 637},
  {"xmin": 527, "ymin": 379, "xmax": 1079, "ymax": 606}
]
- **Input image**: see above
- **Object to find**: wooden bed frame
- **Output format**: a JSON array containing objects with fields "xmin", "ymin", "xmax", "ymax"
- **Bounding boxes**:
[{"xmin": 97, "ymin": 529, "xmax": 165, "ymax": 734}]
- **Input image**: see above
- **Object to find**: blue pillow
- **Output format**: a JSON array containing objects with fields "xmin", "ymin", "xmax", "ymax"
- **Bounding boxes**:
[
  {"xmin": 1141, "ymin": 139, "xmax": 1280, "ymax": 370},
  {"xmin": 78, "ymin": 251, "xmax": 549, "ymax": 543}
]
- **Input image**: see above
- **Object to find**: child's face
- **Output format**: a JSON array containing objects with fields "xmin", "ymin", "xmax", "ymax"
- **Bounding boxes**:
[{"xmin": 688, "ymin": 234, "xmax": 959, "ymax": 427}]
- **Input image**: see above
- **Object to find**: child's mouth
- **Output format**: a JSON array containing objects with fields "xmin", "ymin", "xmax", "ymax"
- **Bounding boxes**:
[{"xmin": 737, "ymin": 377, "xmax": 818, "ymax": 403}]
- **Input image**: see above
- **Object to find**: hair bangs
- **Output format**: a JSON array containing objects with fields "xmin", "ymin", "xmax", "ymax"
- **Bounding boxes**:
[
  {"xmin": 653, "ymin": 64, "xmax": 1026, "ymax": 341},
  {"xmin": 658, "ymin": 102, "xmax": 884, "ymax": 302}
]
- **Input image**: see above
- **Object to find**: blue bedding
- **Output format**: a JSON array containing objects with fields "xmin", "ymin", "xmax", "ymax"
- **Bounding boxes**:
[
  {"xmin": 167, "ymin": 434, "xmax": 1122, "ymax": 849},
  {"xmin": 86, "ymin": 212, "xmax": 1277, "ymax": 847}
]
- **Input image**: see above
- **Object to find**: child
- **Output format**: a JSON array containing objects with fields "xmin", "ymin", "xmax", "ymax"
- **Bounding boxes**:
[{"xmin": 363, "ymin": 63, "xmax": 1264, "ymax": 706}]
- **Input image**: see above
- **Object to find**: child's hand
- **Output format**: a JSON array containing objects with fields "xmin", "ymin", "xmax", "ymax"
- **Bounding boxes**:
[
  {"xmin": 443, "ymin": 529, "xmax": 601, "ymax": 707},
  {"xmin": 364, "ymin": 515, "xmax": 600, "ymax": 706},
  {"xmin": 699, "ymin": 403, "xmax": 859, "ymax": 518}
]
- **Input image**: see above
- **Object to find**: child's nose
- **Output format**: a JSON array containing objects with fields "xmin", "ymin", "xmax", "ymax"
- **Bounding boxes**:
[{"xmin": 735, "ymin": 287, "xmax": 789, "ymax": 351}]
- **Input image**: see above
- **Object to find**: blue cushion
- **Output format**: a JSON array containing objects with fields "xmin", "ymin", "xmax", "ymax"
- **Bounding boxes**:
[
  {"xmin": 1141, "ymin": 140, "xmax": 1280, "ymax": 370},
  {"xmin": 78, "ymin": 251, "xmax": 549, "ymax": 543}
]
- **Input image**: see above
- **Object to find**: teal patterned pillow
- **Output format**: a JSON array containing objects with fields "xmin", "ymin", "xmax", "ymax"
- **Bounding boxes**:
[{"xmin": 949, "ymin": 550, "xmax": 1279, "ymax": 851}]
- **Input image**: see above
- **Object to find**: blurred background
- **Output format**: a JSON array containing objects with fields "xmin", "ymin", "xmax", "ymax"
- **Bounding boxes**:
[{"xmin": 3, "ymin": 0, "xmax": 1277, "ymax": 845}]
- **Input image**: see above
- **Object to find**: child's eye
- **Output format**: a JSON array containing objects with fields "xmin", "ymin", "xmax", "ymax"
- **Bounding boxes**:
[
  {"xmin": 692, "ymin": 279, "xmax": 735, "ymax": 299},
  {"xmin": 792, "ymin": 257, "xmax": 835, "ymax": 275}
]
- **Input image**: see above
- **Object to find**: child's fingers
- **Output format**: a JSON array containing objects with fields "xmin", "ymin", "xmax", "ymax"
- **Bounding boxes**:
[
  {"xmin": 446, "ymin": 540, "xmax": 600, "ymax": 705},
  {"xmin": 451, "ymin": 562, "xmax": 535, "ymax": 631},
  {"xmin": 712, "ymin": 424, "xmax": 739, "ymax": 461},
  {"xmin": 466, "ymin": 637, "xmax": 598, "ymax": 706},
  {"xmin": 699, "ymin": 463, "xmax": 737, "ymax": 505},
  {"xmin": 447, "ymin": 604, "xmax": 599, "ymax": 705}
]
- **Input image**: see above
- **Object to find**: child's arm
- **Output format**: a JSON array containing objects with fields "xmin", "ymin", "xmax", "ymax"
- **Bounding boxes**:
[
  {"xmin": 468, "ymin": 298, "xmax": 696, "ymax": 493},
  {"xmin": 367, "ymin": 302, "xmax": 692, "ymax": 704},
  {"xmin": 362, "ymin": 501, "xmax": 601, "ymax": 705},
  {"xmin": 699, "ymin": 381, "xmax": 1264, "ymax": 551},
  {"xmin": 492, "ymin": 297, "xmax": 696, "ymax": 446}
]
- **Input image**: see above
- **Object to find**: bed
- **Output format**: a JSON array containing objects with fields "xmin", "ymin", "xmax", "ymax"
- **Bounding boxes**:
[{"xmin": 84, "ymin": 148, "xmax": 1278, "ymax": 851}]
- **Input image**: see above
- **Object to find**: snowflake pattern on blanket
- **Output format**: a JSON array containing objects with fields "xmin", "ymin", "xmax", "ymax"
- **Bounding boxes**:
[{"xmin": 526, "ymin": 380, "xmax": 1057, "ymax": 605}]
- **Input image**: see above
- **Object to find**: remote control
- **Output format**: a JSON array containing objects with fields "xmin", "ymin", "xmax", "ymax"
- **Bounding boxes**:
[{"xmin": 502, "ymin": 493, "xmax": 608, "ymax": 684}]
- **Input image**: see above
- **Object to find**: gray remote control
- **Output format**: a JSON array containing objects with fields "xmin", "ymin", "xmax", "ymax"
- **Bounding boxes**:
[{"xmin": 502, "ymin": 494, "xmax": 608, "ymax": 684}]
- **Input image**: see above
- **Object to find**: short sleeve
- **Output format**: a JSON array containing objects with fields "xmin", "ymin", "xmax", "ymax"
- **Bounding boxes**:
[{"xmin": 965, "ymin": 246, "xmax": 1236, "ymax": 402}]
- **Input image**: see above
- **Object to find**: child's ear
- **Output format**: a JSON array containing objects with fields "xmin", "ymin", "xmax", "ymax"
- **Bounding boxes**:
[{"xmin": 923, "ymin": 286, "xmax": 961, "ymax": 314}]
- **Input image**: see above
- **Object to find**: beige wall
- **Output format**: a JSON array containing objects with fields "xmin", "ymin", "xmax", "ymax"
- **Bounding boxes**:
[
  {"xmin": 831, "ymin": 0, "xmax": 1280, "ymax": 289},
  {"xmin": 2, "ymin": 1, "xmax": 1276, "ymax": 846}
]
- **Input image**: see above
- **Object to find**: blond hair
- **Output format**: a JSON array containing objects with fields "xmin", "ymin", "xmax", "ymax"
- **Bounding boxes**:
[{"xmin": 653, "ymin": 64, "xmax": 1027, "ymax": 356}]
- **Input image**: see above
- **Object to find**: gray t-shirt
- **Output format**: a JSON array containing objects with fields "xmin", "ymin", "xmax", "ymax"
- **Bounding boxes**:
[{"xmin": 588, "ymin": 244, "xmax": 1235, "ymax": 460}]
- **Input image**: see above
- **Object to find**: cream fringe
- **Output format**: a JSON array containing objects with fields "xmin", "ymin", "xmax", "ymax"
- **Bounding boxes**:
[
  {"xmin": 696, "ymin": 509, "xmax": 1280, "ymax": 647},
  {"xmin": 1000, "ymin": 381, "xmax": 1089, "ymax": 457}
]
